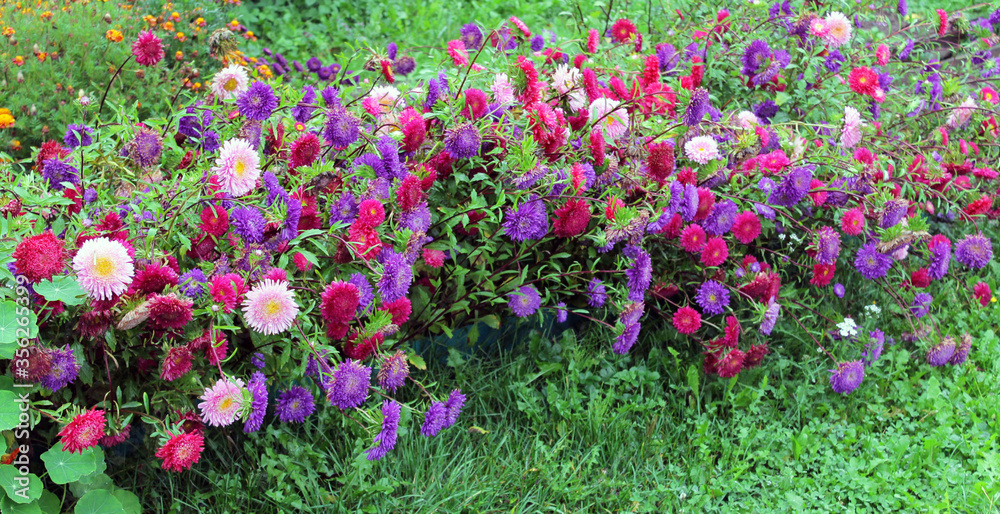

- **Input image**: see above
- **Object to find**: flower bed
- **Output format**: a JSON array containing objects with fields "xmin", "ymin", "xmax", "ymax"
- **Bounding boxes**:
[{"xmin": 1, "ymin": 2, "xmax": 999, "ymax": 510}]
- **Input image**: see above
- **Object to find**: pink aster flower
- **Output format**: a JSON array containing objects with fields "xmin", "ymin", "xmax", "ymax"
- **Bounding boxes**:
[
  {"xmin": 212, "ymin": 139, "xmax": 260, "ymax": 197},
  {"xmin": 72, "ymin": 237, "xmax": 134, "ymax": 301},
  {"xmin": 210, "ymin": 64, "xmax": 250, "ymax": 100},
  {"xmin": 588, "ymin": 98, "xmax": 629, "ymax": 140},
  {"xmin": 981, "ymin": 87, "xmax": 999, "ymax": 105},
  {"xmin": 822, "ymin": 12, "xmax": 852, "ymax": 48},
  {"xmin": 59, "ymin": 409, "xmax": 106, "ymax": 453},
  {"xmin": 875, "ymin": 44, "xmax": 890, "ymax": 66},
  {"xmin": 491, "ymin": 73, "xmax": 516, "ymax": 105},
  {"xmin": 156, "ymin": 431, "xmax": 204, "ymax": 472},
  {"xmin": 132, "ymin": 30, "xmax": 164, "ymax": 67},
  {"xmin": 198, "ymin": 377, "xmax": 246, "ymax": 427},
  {"xmin": 840, "ymin": 106, "xmax": 864, "ymax": 148},
  {"xmin": 242, "ymin": 279, "xmax": 299, "ymax": 335},
  {"xmin": 684, "ymin": 136, "xmax": 720, "ymax": 164}
]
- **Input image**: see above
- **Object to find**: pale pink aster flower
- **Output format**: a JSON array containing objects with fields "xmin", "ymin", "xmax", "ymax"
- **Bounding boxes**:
[
  {"xmin": 735, "ymin": 111, "xmax": 759, "ymax": 129},
  {"xmin": 367, "ymin": 86, "xmax": 403, "ymax": 117},
  {"xmin": 491, "ymin": 73, "xmax": 516, "ymax": 105},
  {"xmin": 242, "ymin": 279, "xmax": 299, "ymax": 335},
  {"xmin": 946, "ymin": 97, "xmax": 976, "ymax": 129},
  {"xmin": 552, "ymin": 64, "xmax": 586, "ymax": 112},
  {"xmin": 589, "ymin": 98, "xmax": 629, "ymax": 140},
  {"xmin": 872, "ymin": 88, "xmax": 886, "ymax": 103},
  {"xmin": 198, "ymin": 378, "xmax": 246, "ymax": 427},
  {"xmin": 684, "ymin": 135, "xmax": 720, "ymax": 165},
  {"xmin": 823, "ymin": 12, "xmax": 852, "ymax": 48},
  {"xmin": 840, "ymin": 106, "xmax": 864, "ymax": 148},
  {"xmin": 210, "ymin": 64, "xmax": 250, "ymax": 100},
  {"xmin": 72, "ymin": 237, "xmax": 134, "ymax": 301},
  {"xmin": 212, "ymin": 138, "xmax": 260, "ymax": 197}
]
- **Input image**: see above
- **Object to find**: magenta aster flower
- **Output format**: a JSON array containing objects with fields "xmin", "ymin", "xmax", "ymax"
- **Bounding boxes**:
[
  {"xmin": 198, "ymin": 378, "xmax": 246, "ymax": 427},
  {"xmin": 132, "ymin": 30, "xmax": 164, "ymax": 66}
]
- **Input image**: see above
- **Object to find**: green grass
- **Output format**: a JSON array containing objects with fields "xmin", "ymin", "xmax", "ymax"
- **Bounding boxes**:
[{"xmin": 118, "ymin": 306, "xmax": 1000, "ymax": 512}]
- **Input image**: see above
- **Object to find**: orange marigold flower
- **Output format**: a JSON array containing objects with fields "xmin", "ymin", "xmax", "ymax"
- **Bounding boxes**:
[
  {"xmin": 255, "ymin": 64, "xmax": 272, "ymax": 78},
  {"xmin": 36, "ymin": 52, "xmax": 47, "ymax": 63},
  {"xmin": 0, "ymin": 113, "xmax": 15, "ymax": 129},
  {"xmin": 162, "ymin": 21, "xmax": 174, "ymax": 32},
  {"xmin": 170, "ymin": 11, "xmax": 180, "ymax": 21},
  {"xmin": 143, "ymin": 15, "xmax": 156, "ymax": 26},
  {"xmin": 175, "ymin": 50, "xmax": 184, "ymax": 60},
  {"xmin": 10, "ymin": 140, "xmax": 22, "ymax": 151},
  {"xmin": 12, "ymin": 56, "xmax": 24, "ymax": 66},
  {"xmin": 2, "ymin": 28, "xmax": 15, "ymax": 37},
  {"xmin": 195, "ymin": 17, "xmax": 206, "ymax": 27},
  {"xmin": 40, "ymin": 11, "xmax": 53, "ymax": 21},
  {"xmin": 106, "ymin": 29, "xmax": 123, "ymax": 42},
  {"xmin": 175, "ymin": 32, "xmax": 186, "ymax": 42}
]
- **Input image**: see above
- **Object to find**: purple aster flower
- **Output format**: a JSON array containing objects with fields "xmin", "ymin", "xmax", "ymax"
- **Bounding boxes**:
[
  {"xmin": 587, "ymin": 278, "xmax": 607, "ymax": 308},
  {"xmin": 377, "ymin": 135, "xmax": 405, "ymax": 180},
  {"xmin": 656, "ymin": 43, "xmax": 678, "ymax": 73},
  {"xmin": 41, "ymin": 158, "xmax": 80, "ymax": 191},
  {"xmin": 239, "ymin": 120, "xmax": 263, "ymax": 151},
  {"xmin": 377, "ymin": 248, "xmax": 413, "ymax": 303},
  {"xmin": 201, "ymin": 130, "xmax": 221, "ymax": 153},
  {"xmin": 864, "ymin": 330, "xmax": 885, "ymax": 366},
  {"xmin": 244, "ymin": 371, "xmax": 268, "ymax": 433},
  {"xmin": 421, "ymin": 401, "xmax": 447, "ymax": 437},
  {"xmin": 834, "ymin": 283, "xmax": 846, "ymax": 298},
  {"xmin": 460, "ymin": 23, "xmax": 483, "ymax": 49},
  {"xmin": 321, "ymin": 86, "xmax": 340, "ymax": 107},
  {"xmin": 306, "ymin": 350, "xmax": 331, "ymax": 379},
  {"xmin": 949, "ymin": 334, "xmax": 971, "ymax": 365},
  {"xmin": 625, "ymin": 246, "xmax": 652, "ymax": 302},
  {"xmin": 760, "ymin": 297, "xmax": 780, "ymax": 335},
  {"xmin": 349, "ymin": 272, "xmax": 375, "ymax": 314},
  {"xmin": 279, "ymin": 197, "xmax": 302, "ymax": 242},
  {"xmin": 291, "ymin": 85, "xmax": 317, "ymax": 124},
  {"xmin": 928, "ymin": 243, "xmax": 950, "ymax": 279},
  {"xmin": 324, "ymin": 105, "xmax": 360, "ymax": 149},
  {"xmin": 508, "ymin": 285, "xmax": 542, "ymax": 317},
  {"xmin": 275, "ymin": 387, "xmax": 315, "ymax": 423},
  {"xmin": 683, "ymin": 88, "xmax": 710, "ymax": 126},
  {"xmin": 377, "ymin": 350, "xmax": 409, "ymax": 392},
  {"xmin": 444, "ymin": 123, "xmax": 482, "ymax": 159},
  {"xmin": 927, "ymin": 338, "xmax": 956, "ymax": 367},
  {"xmin": 366, "ymin": 400, "xmax": 401, "ymax": 461},
  {"xmin": 753, "ymin": 100, "xmax": 779, "ymax": 123},
  {"xmin": 815, "ymin": 226, "xmax": 841, "ymax": 265},
  {"xmin": 703, "ymin": 199, "xmax": 737, "ymax": 236},
  {"xmin": 237, "ymin": 81, "xmax": 279, "ymax": 121},
  {"xmin": 330, "ymin": 193, "xmax": 358, "ymax": 225},
  {"xmin": 910, "ymin": 292, "xmax": 932, "ymax": 318},
  {"xmin": 351, "ymin": 152, "xmax": 387, "ymax": 180},
  {"xmin": 823, "ymin": 50, "xmax": 845, "ymax": 73},
  {"xmin": 854, "ymin": 242, "xmax": 893, "ymax": 280},
  {"xmin": 503, "ymin": 195, "xmax": 548, "ymax": 241},
  {"xmin": 613, "ymin": 302, "xmax": 643, "ymax": 354},
  {"xmin": 425, "ymin": 78, "xmax": 442, "ymax": 110},
  {"xmin": 83, "ymin": 188, "xmax": 98, "ymax": 204},
  {"xmin": 438, "ymin": 70, "xmax": 450, "ymax": 96},
  {"xmin": 879, "ymin": 200, "xmax": 909, "ymax": 229},
  {"xmin": 955, "ymin": 233, "xmax": 993, "ymax": 269},
  {"xmin": 768, "ymin": 166, "xmax": 813, "ymax": 207},
  {"xmin": 326, "ymin": 360, "xmax": 371, "ymax": 410},
  {"xmin": 742, "ymin": 40, "xmax": 771, "ymax": 76},
  {"xmin": 530, "ymin": 34, "xmax": 545, "ymax": 51},
  {"xmin": 897, "ymin": 0, "xmax": 908, "ymax": 16},
  {"xmin": 230, "ymin": 207, "xmax": 266, "ymax": 244},
  {"xmin": 41, "ymin": 345, "xmax": 79, "ymax": 391},
  {"xmin": 393, "ymin": 56, "xmax": 416, "ymax": 75},
  {"xmin": 178, "ymin": 269, "xmax": 207, "ymax": 298},
  {"xmin": 251, "ymin": 352, "xmax": 265, "ymax": 369},
  {"xmin": 399, "ymin": 202, "xmax": 431, "ymax": 232},
  {"xmin": 386, "ymin": 42, "xmax": 398, "ymax": 61},
  {"xmin": 64, "ymin": 123, "xmax": 94, "ymax": 149},
  {"xmin": 443, "ymin": 389, "xmax": 466, "ymax": 428},
  {"xmin": 555, "ymin": 302, "xmax": 568, "ymax": 323},
  {"xmin": 306, "ymin": 57, "xmax": 322, "ymax": 72},
  {"xmin": 695, "ymin": 280, "xmax": 730, "ymax": 316},
  {"xmin": 899, "ymin": 39, "xmax": 915, "ymax": 60},
  {"xmin": 829, "ymin": 360, "xmax": 865, "ymax": 394},
  {"xmin": 679, "ymin": 183, "xmax": 700, "ymax": 222},
  {"xmin": 755, "ymin": 203, "xmax": 776, "ymax": 220}
]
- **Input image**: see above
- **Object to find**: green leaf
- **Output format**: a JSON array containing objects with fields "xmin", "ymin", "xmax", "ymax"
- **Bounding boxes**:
[
  {"xmin": 32, "ymin": 276, "xmax": 87, "ymax": 306},
  {"xmin": 774, "ymin": 92, "xmax": 791, "ymax": 106},
  {"xmin": 407, "ymin": 352, "xmax": 426, "ymax": 371},
  {"xmin": 74, "ymin": 490, "xmax": 124, "ymax": 514},
  {"xmin": 0, "ymin": 390, "xmax": 26, "ymax": 431},
  {"xmin": 111, "ymin": 489, "xmax": 141, "ymax": 514},
  {"xmin": 40, "ymin": 443, "xmax": 99, "ymax": 484},
  {"xmin": 0, "ymin": 302, "xmax": 38, "ymax": 359},
  {"xmin": 687, "ymin": 365, "xmax": 700, "ymax": 401},
  {"xmin": 0, "ymin": 495, "xmax": 42, "ymax": 514},
  {"xmin": 0, "ymin": 465, "xmax": 43, "ymax": 504}
]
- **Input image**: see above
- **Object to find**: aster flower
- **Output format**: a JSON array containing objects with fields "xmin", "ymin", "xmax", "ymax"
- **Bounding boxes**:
[
  {"xmin": 864, "ymin": 330, "xmax": 885, "ymax": 367},
  {"xmin": 732, "ymin": 211, "xmax": 761, "ymax": 244},
  {"xmin": 64, "ymin": 124, "xmax": 94, "ymax": 149},
  {"xmin": 928, "ymin": 243, "xmax": 951, "ymax": 280},
  {"xmin": 443, "ymin": 389, "xmax": 467, "ymax": 428},
  {"xmin": 242, "ymin": 279, "xmax": 299, "ymax": 335},
  {"xmin": 13, "ymin": 231, "xmax": 65, "ymax": 283},
  {"xmin": 927, "ymin": 338, "xmax": 956, "ymax": 367},
  {"xmin": 147, "ymin": 293, "xmax": 194, "ymax": 330},
  {"xmin": 955, "ymin": 233, "xmax": 993, "ymax": 269},
  {"xmin": 244, "ymin": 372, "xmax": 268, "ymax": 433},
  {"xmin": 768, "ymin": 165, "xmax": 813, "ymax": 207},
  {"xmin": 212, "ymin": 139, "xmax": 261, "ymax": 197},
  {"xmin": 198, "ymin": 378, "xmax": 246, "ymax": 427},
  {"xmin": 703, "ymin": 200, "xmax": 737, "ymax": 236},
  {"xmin": 695, "ymin": 280, "xmax": 730, "ymax": 316},
  {"xmin": 760, "ymin": 298, "xmax": 780, "ymax": 335},
  {"xmin": 683, "ymin": 88, "xmax": 710, "ymax": 126},
  {"xmin": 625, "ymin": 246, "xmax": 652, "ymax": 302},
  {"xmin": 377, "ymin": 350, "xmax": 409, "ymax": 392},
  {"xmin": 854, "ymin": 242, "xmax": 893, "ymax": 280},
  {"xmin": 684, "ymin": 136, "xmax": 719, "ymax": 165},
  {"xmin": 156, "ymin": 431, "xmax": 204, "ymax": 472},
  {"xmin": 834, "ymin": 283, "xmax": 846, "ymax": 298},
  {"xmin": 949, "ymin": 333, "xmax": 972, "ymax": 365},
  {"xmin": 420, "ymin": 402, "xmax": 447, "ymax": 437},
  {"xmin": 275, "ymin": 387, "xmax": 315, "ymax": 423},
  {"xmin": 673, "ymin": 306, "xmax": 701, "ymax": 335},
  {"xmin": 700, "ymin": 237, "xmax": 728, "ymax": 267},
  {"xmin": 349, "ymin": 273, "xmax": 375, "ymax": 313},
  {"xmin": 320, "ymin": 281, "xmax": 360, "ymax": 325},
  {"xmin": 229, "ymin": 207, "xmax": 266, "ymax": 244},
  {"xmin": 41, "ymin": 345, "xmax": 79, "ymax": 391},
  {"xmin": 367, "ymin": 400, "xmax": 402, "ymax": 461},
  {"xmin": 840, "ymin": 106, "xmax": 864, "ymax": 148},
  {"xmin": 126, "ymin": 127, "xmax": 163, "ymax": 168},
  {"xmin": 829, "ymin": 361, "xmax": 864, "ymax": 394},
  {"xmin": 326, "ymin": 360, "xmax": 372, "ymax": 410},
  {"xmin": 41, "ymin": 158, "xmax": 80, "ymax": 191},
  {"xmin": 502, "ymin": 195, "xmax": 549, "ymax": 241},
  {"xmin": 589, "ymin": 98, "xmax": 629, "ymax": 140},
  {"xmin": 237, "ymin": 81, "xmax": 279, "ymax": 121},
  {"xmin": 132, "ymin": 30, "xmax": 164, "ymax": 66},
  {"xmin": 377, "ymin": 249, "xmax": 413, "ymax": 303},
  {"xmin": 508, "ymin": 285, "xmax": 541, "ymax": 317},
  {"xmin": 211, "ymin": 64, "xmax": 250, "ymax": 100},
  {"xmin": 973, "ymin": 282, "xmax": 992, "ymax": 307},
  {"xmin": 59, "ymin": 409, "xmax": 106, "ymax": 454},
  {"xmin": 822, "ymin": 12, "xmax": 852, "ymax": 48},
  {"xmin": 324, "ymin": 106, "xmax": 361, "ymax": 149},
  {"xmin": 680, "ymin": 223, "xmax": 707, "ymax": 252},
  {"xmin": 910, "ymin": 292, "xmax": 932, "ymax": 318},
  {"xmin": 587, "ymin": 278, "xmax": 607, "ymax": 307},
  {"xmin": 814, "ymin": 227, "xmax": 841, "ymax": 265},
  {"xmin": 444, "ymin": 123, "xmax": 481, "ymax": 159},
  {"xmin": 73, "ymin": 237, "xmax": 134, "ymax": 301},
  {"xmin": 613, "ymin": 302, "xmax": 643, "ymax": 354}
]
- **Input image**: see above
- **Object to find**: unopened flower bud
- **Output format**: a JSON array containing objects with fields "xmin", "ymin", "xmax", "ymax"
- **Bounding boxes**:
[
  {"xmin": 16, "ymin": 71, "xmax": 23, "ymax": 83},
  {"xmin": 104, "ymin": 13, "xmax": 112, "ymax": 24},
  {"xmin": 29, "ymin": 104, "xmax": 37, "ymax": 116}
]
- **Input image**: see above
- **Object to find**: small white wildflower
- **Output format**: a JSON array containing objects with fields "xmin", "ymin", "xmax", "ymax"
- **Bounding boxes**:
[{"xmin": 837, "ymin": 317, "xmax": 859, "ymax": 337}]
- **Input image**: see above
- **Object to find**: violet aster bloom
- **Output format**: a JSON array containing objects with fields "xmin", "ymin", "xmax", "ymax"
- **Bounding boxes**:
[
  {"xmin": 530, "ymin": 34, "xmax": 545, "ymax": 51},
  {"xmin": 275, "ymin": 386, "xmax": 315, "ymax": 423},
  {"xmin": 503, "ymin": 195, "xmax": 548, "ymax": 241},
  {"xmin": 679, "ymin": 183, "xmax": 700, "ymax": 222},
  {"xmin": 393, "ymin": 56, "xmax": 416, "ymax": 75},
  {"xmin": 126, "ymin": 127, "xmax": 163, "ymax": 167},
  {"xmin": 824, "ymin": 50, "xmax": 845, "ymax": 73},
  {"xmin": 508, "ymin": 285, "xmax": 542, "ymax": 317},
  {"xmin": 613, "ymin": 302, "xmax": 643, "ymax": 354},
  {"xmin": 834, "ymin": 283, "xmax": 846, "ymax": 298},
  {"xmin": 444, "ymin": 123, "xmax": 482, "ymax": 159},
  {"xmin": 864, "ymin": 330, "xmax": 885, "ymax": 367},
  {"xmin": 377, "ymin": 351, "xmax": 409, "ymax": 392},
  {"xmin": 949, "ymin": 334, "xmax": 972, "ymax": 365},
  {"xmin": 742, "ymin": 40, "xmax": 772, "ymax": 77},
  {"xmin": 443, "ymin": 389, "xmax": 466, "ymax": 428},
  {"xmin": 760, "ymin": 297, "xmax": 780, "ymax": 335},
  {"xmin": 879, "ymin": 200, "xmax": 909, "ymax": 229},
  {"xmin": 64, "ymin": 123, "xmax": 94, "ymax": 149},
  {"xmin": 854, "ymin": 242, "xmax": 893, "ymax": 280},
  {"xmin": 460, "ymin": 23, "xmax": 483, "ymax": 49},
  {"xmin": 955, "ymin": 233, "xmax": 993, "ymax": 269},
  {"xmin": 348, "ymin": 272, "xmax": 374, "ymax": 314},
  {"xmin": 624, "ymin": 245, "xmax": 652, "ymax": 302},
  {"xmin": 230, "ymin": 207, "xmax": 266, "ymax": 244},
  {"xmin": 307, "ymin": 57, "xmax": 322, "ymax": 72},
  {"xmin": 41, "ymin": 345, "xmax": 79, "ymax": 391},
  {"xmin": 926, "ymin": 338, "xmax": 956, "ymax": 367},
  {"xmin": 291, "ymin": 85, "xmax": 317, "ymax": 124},
  {"xmin": 330, "ymin": 193, "xmax": 358, "ymax": 225},
  {"xmin": 251, "ymin": 352, "xmax": 265, "ymax": 369},
  {"xmin": 695, "ymin": 280, "xmax": 730, "ymax": 316},
  {"xmin": 555, "ymin": 302, "xmax": 568, "ymax": 323},
  {"xmin": 376, "ymin": 135, "xmax": 405, "ymax": 180},
  {"xmin": 321, "ymin": 86, "xmax": 340, "ymax": 107},
  {"xmin": 829, "ymin": 361, "xmax": 865, "ymax": 394},
  {"xmin": 366, "ymin": 400, "xmax": 401, "ymax": 461},
  {"xmin": 324, "ymin": 105, "xmax": 360, "ymax": 149},
  {"xmin": 656, "ymin": 43, "xmax": 678, "ymax": 73},
  {"xmin": 768, "ymin": 166, "xmax": 813, "ymax": 207},
  {"xmin": 237, "ymin": 81, "xmax": 279, "ymax": 121},
  {"xmin": 587, "ymin": 278, "xmax": 607, "ymax": 307},
  {"xmin": 326, "ymin": 360, "xmax": 371, "ymax": 410},
  {"xmin": 910, "ymin": 292, "xmax": 932, "ymax": 318},
  {"xmin": 928, "ymin": 242, "xmax": 950, "ymax": 279},
  {"xmin": 244, "ymin": 371, "xmax": 268, "ymax": 433},
  {"xmin": 703, "ymin": 199, "xmax": 738, "ymax": 236},
  {"xmin": 815, "ymin": 226, "xmax": 841, "ymax": 265},
  {"xmin": 178, "ymin": 269, "xmax": 207, "ymax": 298},
  {"xmin": 386, "ymin": 42, "xmax": 398, "ymax": 61},
  {"xmin": 41, "ymin": 158, "xmax": 80, "ymax": 191},
  {"xmin": 420, "ymin": 401, "xmax": 446, "ymax": 437},
  {"xmin": 377, "ymin": 248, "xmax": 413, "ymax": 303},
  {"xmin": 754, "ymin": 100, "xmax": 779, "ymax": 123},
  {"xmin": 683, "ymin": 88, "xmax": 710, "ymax": 126}
]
